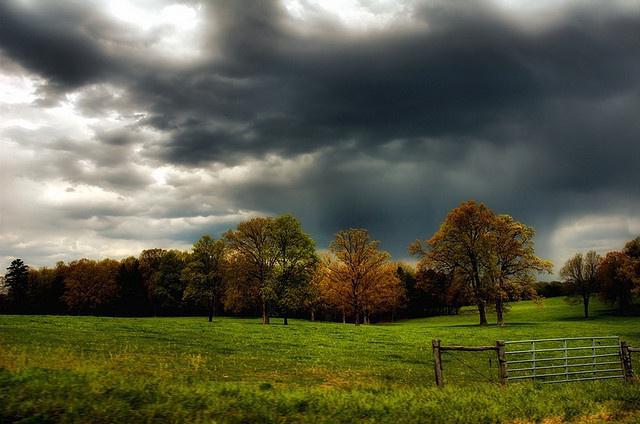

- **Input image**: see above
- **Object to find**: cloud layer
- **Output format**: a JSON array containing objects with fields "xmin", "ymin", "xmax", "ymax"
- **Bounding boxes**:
[{"xmin": 1, "ymin": 0, "xmax": 639, "ymax": 274}]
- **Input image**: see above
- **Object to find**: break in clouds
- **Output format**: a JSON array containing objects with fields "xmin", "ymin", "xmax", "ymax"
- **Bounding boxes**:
[{"xmin": 1, "ymin": 0, "xmax": 639, "ymax": 274}]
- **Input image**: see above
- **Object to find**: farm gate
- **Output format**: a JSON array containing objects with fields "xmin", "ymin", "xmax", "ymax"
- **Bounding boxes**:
[{"xmin": 432, "ymin": 336, "xmax": 635, "ymax": 387}]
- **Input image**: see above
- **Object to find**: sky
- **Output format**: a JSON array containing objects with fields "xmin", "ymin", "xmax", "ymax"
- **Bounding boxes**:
[{"xmin": 1, "ymin": 0, "xmax": 639, "ymax": 277}]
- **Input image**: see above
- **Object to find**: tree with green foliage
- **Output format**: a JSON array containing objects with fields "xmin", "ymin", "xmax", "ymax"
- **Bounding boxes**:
[
  {"xmin": 225, "ymin": 217, "xmax": 276, "ymax": 324},
  {"xmin": 560, "ymin": 251, "xmax": 601, "ymax": 318},
  {"xmin": 269, "ymin": 215, "xmax": 318, "ymax": 325},
  {"xmin": 27, "ymin": 266, "xmax": 67, "ymax": 314},
  {"xmin": 115, "ymin": 257, "xmax": 149, "ymax": 316},
  {"xmin": 182, "ymin": 235, "xmax": 226, "ymax": 322},
  {"xmin": 5, "ymin": 258, "xmax": 30, "ymax": 313},
  {"xmin": 139, "ymin": 249, "xmax": 188, "ymax": 315},
  {"xmin": 151, "ymin": 250, "xmax": 187, "ymax": 315},
  {"xmin": 225, "ymin": 215, "xmax": 317, "ymax": 325}
]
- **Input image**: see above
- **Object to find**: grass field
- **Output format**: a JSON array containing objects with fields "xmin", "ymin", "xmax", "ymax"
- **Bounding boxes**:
[{"xmin": 2, "ymin": 297, "xmax": 640, "ymax": 423}]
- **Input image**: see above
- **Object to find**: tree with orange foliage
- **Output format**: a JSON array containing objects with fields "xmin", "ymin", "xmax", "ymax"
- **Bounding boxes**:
[
  {"xmin": 314, "ymin": 257, "xmax": 352, "ymax": 323},
  {"xmin": 323, "ymin": 229, "xmax": 403, "ymax": 325},
  {"xmin": 411, "ymin": 200, "xmax": 550, "ymax": 325},
  {"xmin": 411, "ymin": 201, "xmax": 495, "ymax": 325},
  {"xmin": 487, "ymin": 214, "xmax": 552, "ymax": 325},
  {"xmin": 598, "ymin": 249, "xmax": 638, "ymax": 314},
  {"xmin": 62, "ymin": 258, "xmax": 119, "ymax": 314}
]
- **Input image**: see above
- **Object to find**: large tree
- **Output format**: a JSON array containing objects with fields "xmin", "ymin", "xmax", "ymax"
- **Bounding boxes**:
[
  {"xmin": 488, "ymin": 214, "xmax": 552, "ymax": 325},
  {"xmin": 225, "ymin": 217, "xmax": 277, "ymax": 324},
  {"xmin": 323, "ymin": 228, "xmax": 401, "ymax": 325},
  {"xmin": 5, "ymin": 258, "xmax": 30, "ymax": 313},
  {"xmin": 269, "ymin": 215, "xmax": 318, "ymax": 325},
  {"xmin": 560, "ymin": 251, "xmax": 601, "ymax": 318},
  {"xmin": 411, "ymin": 201, "xmax": 549, "ymax": 325},
  {"xmin": 410, "ymin": 201, "xmax": 495, "ymax": 325},
  {"xmin": 182, "ymin": 235, "xmax": 226, "ymax": 322},
  {"xmin": 225, "ymin": 215, "xmax": 317, "ymax": 324}
]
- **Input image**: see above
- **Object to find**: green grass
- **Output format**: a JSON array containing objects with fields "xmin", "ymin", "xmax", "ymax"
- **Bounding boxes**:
[{"xmin": 1, "ymin": 298, "xmax": 640, "ymax": 423}]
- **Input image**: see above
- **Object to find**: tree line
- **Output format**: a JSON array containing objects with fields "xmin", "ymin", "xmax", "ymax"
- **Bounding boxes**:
[
  {"xmin": 2, "ymin": 201, "xmax": 638, "ymax": 324},
  {"xmin": 560, "ymin": 237, "xmax": 640, "ymax": 318}
]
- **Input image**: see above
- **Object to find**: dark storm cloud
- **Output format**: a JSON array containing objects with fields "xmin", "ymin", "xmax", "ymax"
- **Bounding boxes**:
[
  {"xmin": 1, "ymin": 0, "xmax": 640, "ymax": 267},
  {"xmin": 0, "ymin": 1, "xmax": 120, "ymax": 87}
]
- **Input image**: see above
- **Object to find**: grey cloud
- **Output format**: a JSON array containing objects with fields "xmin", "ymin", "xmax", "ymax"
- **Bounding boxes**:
[{"xmin": 1, "ymin": 0, "xmax": 640, "ymax": 271}]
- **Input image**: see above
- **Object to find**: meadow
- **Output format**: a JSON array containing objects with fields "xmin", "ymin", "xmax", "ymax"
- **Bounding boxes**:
[{"xmin": 1, "ymin": 297, "xmax": 640, "ymax": 423}]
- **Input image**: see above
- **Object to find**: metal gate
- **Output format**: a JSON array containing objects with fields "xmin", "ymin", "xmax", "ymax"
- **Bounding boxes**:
[{"xmin": 504, "ymin": 336, "xmax": 624, "ymax": 384}]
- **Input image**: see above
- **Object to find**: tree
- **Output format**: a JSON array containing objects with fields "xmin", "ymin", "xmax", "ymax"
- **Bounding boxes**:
[
  {"xmin": 323, "ymin": 228, "xmax": 401, "ymax": 325},
  {"xmin": 62, "ymin": 259, "xmax": 119, "ymax": 314},
  {"xmin": 411, "ymin": 201, "xmax": 550, "ymax": 325},
  {"xmin": 598, "ymin": 251, "xmax": 636, "ymax": 314},
  {"xmin": 138, "ymin": 249, "xmax": 188, "ymax": 315},
  {"xmin": 5, "ymin": 258, "xmax": 30, "ymax": 313},
  {"xmin": 139, "ymin": 248, "xmax": 168, "ymax": 315},
  {"xmin": 224, "ymin": 215, "xmax": 318, "ymax": 324},
  {"xmin": 269, "ymin": 215, "xmax": 318, "ymax": 325},
  {"xmin": 315, "ymin": 256, "xmax": 352, "ymax": 323},
  {"xmin": 359, "ymin": 262, "xmax": 405, "ymax": 323},
  {"xmin": 623, "ymin": 237, "xmax": 640, "ymax": 260},
  {"xmin": 487, "ymin": 214, "xmax": 552, "ymax": 325},
  {"xmin": 225, "ymin": 217, "xmax": 277, "ymax": 324},
  {"xmin": 26, "ymin": 266, "xmax": 67, "ymax": 314},
  {"xmin": 305, "ymin": 268, "xmax": 325, "ymax": 321},
  {"xmin": 182, "ymin": 235, "xmax": 226, "ymax": 322},
  {"xmin": 151, "ymin": 250, "xmax": 187, "ymax": 315},
  {"xmin": 410, "ymin": 201, "xmax": 495, "ymax": 325},
  {"xmin": 414, "ymin": 267, "xmax": 467, "ymax": 316},
  {"xmin": 560, "ymin": 251, "xmax": 601, "ymax": 318},
  {"xmin": 115, "ymin": 257, "xmax": 149, "ymax": 316}
]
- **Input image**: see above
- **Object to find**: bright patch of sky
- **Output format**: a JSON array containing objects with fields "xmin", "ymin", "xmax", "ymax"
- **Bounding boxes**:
[{"xmin": 108, "ymin": 0, "xmax": 204, "ymax": 60}]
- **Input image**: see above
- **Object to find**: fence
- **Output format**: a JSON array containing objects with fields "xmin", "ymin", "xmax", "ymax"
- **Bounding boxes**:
[
  {"xmin": 504, "ymin": 337, "xmax": 624, "ymax": 384},
  {"xmin": 432, "ymin": 336, "xmax": 635, "ymax": 387}
]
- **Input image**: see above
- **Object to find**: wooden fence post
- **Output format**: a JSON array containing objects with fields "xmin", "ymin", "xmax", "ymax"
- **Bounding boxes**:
[
  {"xmin": 620, "ymin": 341, "xmax": 633, "ymax": 381},
  {"xmin": 432, "ymin": 339, "xmax": 444, "ymax": 388},
  {"xmin": 496, "ymin": 340, "xmax": 507, "ymax": 384}
]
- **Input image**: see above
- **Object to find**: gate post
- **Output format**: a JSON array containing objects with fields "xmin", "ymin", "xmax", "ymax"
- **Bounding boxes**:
[
  {"xmin": 620, "ymin": 341, "xmax": 633, "ymax": 381},
  {"xmin": 496, "ymin": 340, "xmax": 507, "ymax": 384},
  {"xmin": 432, "ymin": 339, "xmax": 444, "ymax": 388}
]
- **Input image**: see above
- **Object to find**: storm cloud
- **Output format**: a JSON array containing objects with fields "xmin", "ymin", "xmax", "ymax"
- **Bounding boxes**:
[{"xmin": 1, "ymin": 0, "xmax": 639, "ymax": 273}]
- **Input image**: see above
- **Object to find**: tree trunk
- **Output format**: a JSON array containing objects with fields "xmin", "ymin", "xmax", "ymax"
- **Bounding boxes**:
[
  {"xmin": 342, "ymin": 309, "xmax": 346, "ymax": 324},
  {"xmin": 478, "ymin": 300, "xmax": 488, "ymax": 326},
  {"xmin": 310, "ymin": 309, "xmax": 315, "ymax": 321},
  {"xmin": 262, "ymin": 300, "xmax": 269, "ymax": 324},
  {"xmin": 583, "ymin": 295, "xmax": 589, "ymax": 318},
  {"xmin": 496, "ymin": 297, "xmax": 504, "ymax": 326},
  {"xmin": 355, "ymin": 310, "xmax": 360, "ymax": 326},
  {"xmin": 208, "ymin": 295, "xmax": 214, "ymax": 322},
  {"xmin": 283, "ymin": 315, "xmax": 288, "ymax": 325}
]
